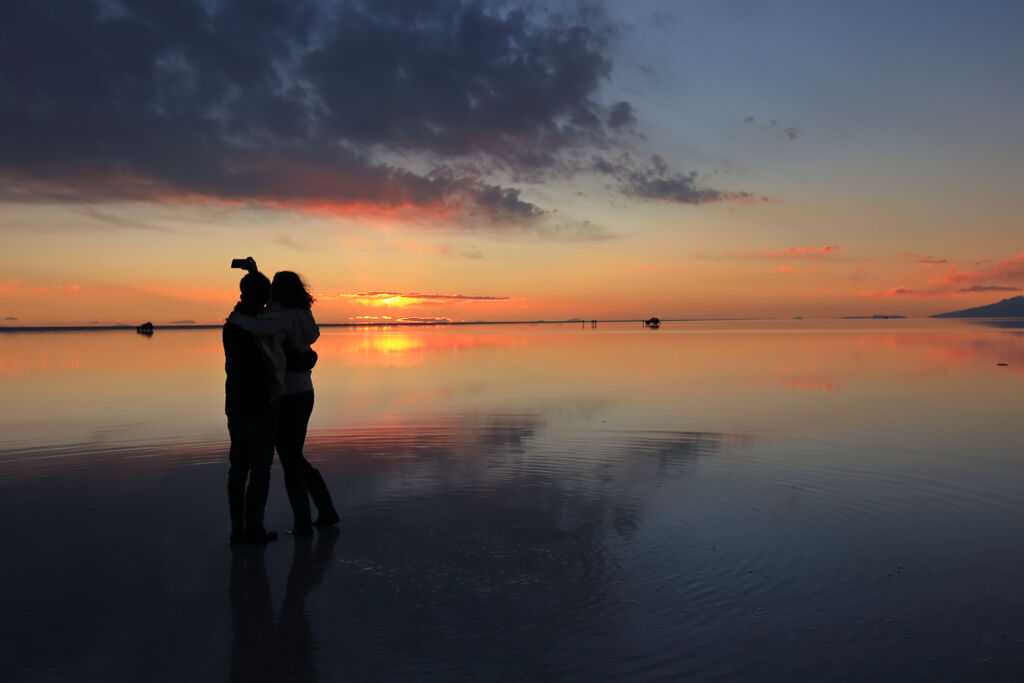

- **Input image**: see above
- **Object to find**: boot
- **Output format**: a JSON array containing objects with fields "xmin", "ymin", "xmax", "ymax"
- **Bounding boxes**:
[
  {"xmin": 282, "ymin": 466, "xmax": 313, "ymax": 535},
  {"xmin": 244, "ymin": 467, "xmax": 275, "ymax": 540},
  {"xmin": 307, "ymin": 469, "xmax": 340, "ymax": 526},
  {"xmin": 227, "ymin": 473, "xmax": 246, "ymax": 543}
]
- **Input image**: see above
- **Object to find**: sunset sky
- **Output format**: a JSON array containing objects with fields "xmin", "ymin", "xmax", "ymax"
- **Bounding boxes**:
[{"xmin": 1, "ymin": 0, "xmax": 1022, "ymax": 325}]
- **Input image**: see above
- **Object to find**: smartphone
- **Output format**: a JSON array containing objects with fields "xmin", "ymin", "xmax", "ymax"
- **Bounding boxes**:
[{"xmin": 230, "ymin": 258, "xmax": 250, "ymax": 269}]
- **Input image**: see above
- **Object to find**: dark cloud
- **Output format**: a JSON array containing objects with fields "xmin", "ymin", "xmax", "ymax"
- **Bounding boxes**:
[
  {"xmin": 4, "ymin": 316, "xmax": 17, "ymax": 321},
  {"xmin": 959, "ymin": 285, "xmax": 1022, "ymax": 293},
  {"xmin": 593, "ymin": 154, "xmax": 759, "ymax": 205},
  {"xmin": 606, "ymin": 101, "xmax": 636, "ymax": 129},
  {"xmin": 170, "ymin": 319, "xmax": 196, "ymax": 324},
  {"xmin": 0, "ymin": 0, "xmax": 752, "ymax": 231}
]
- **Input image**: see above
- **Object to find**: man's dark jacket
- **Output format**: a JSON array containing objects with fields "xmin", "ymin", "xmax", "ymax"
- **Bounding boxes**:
[{"xmin": 223, "ymin": 316, "xmax": 274, "ymax": 416}]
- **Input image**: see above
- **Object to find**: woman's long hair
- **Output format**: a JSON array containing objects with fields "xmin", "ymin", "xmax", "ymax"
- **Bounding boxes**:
[{"xmin": 270, "ymin": 271, "xmax": 315, "ymax": 310}]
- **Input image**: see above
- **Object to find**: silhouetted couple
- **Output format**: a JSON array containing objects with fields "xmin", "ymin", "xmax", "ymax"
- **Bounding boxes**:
[{"xmin": 224, "ymin": 259, "xmax": 339, "ymax": 544}]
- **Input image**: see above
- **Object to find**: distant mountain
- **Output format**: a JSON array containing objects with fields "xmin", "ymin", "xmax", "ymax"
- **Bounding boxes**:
[{"xmin": 931, "ymin": 295, "xmax": 1024, "ymax": 318}]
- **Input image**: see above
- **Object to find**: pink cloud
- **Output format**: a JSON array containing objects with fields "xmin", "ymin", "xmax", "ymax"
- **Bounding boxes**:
[
  {"xmin": 928, "ymin": 266, "xmax": 981, "ymax": 286},
  {"xmin": 988, "ymin": 254, "xmax": 1024, "ymax": 283}
]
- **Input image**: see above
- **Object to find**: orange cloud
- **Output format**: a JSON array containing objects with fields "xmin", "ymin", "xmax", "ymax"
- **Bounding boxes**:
[
  {"xmin": 327, "ymin": 291, "xmax": 511, "ymax": 308},
  {"xmin": 396, "ymin": 317, "xmax": 452, "ymax": 324}
]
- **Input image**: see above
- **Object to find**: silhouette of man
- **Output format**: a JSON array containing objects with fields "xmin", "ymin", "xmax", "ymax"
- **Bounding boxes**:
[{"xmin": 225, "ymin": 269, "xmax": 279, "ymax": 544}]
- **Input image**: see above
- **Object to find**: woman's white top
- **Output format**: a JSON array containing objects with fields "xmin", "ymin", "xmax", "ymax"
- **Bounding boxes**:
[{"xmin": 226, "ymin": 305, "xmax": 320, "ymax": 395}]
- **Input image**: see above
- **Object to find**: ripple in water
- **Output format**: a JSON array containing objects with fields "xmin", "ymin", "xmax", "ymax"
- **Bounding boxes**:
[{"xmin": 2, "ymin": 412, "xmax": 1024, "ymax": 680}]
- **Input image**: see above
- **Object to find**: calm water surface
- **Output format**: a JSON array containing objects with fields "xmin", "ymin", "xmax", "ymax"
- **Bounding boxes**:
[{"xmin": 1, "ymin": 320, "xmax": 1023, "ymax": 681}]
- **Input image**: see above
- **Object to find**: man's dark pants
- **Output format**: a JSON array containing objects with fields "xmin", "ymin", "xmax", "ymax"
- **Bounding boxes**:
[{"xmin": 227, "ymin": 412, "xmax": 276, "ymax": 536}]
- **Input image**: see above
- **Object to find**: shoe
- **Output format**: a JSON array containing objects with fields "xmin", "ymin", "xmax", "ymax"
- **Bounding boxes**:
[
  {"xmin": 242, "ymin": 530, "xmax": 279, "ymax": 544},
  {"xmin": 290, "ymin": 525, "xmax": 314, "ymax": 537},
  {"xmin": 229, "ymin": 530, "xmax": 245, "ymax": 544},
  {"xmin": 312, "ymin": 511, "xmax": 340, "ymax": 527}
]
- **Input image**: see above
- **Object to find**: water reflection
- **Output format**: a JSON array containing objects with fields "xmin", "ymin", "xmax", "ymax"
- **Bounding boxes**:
[
  {"xmin": 294, "ymin": 425, "xmax": 731, "ymax": 680},
  {"xmin": 230, "ymin": 530, "xmax": 339, "ymax": 683},
  {"xmin": 2, "ymin": 321, "xmax": 1024, "ymax": 680}
]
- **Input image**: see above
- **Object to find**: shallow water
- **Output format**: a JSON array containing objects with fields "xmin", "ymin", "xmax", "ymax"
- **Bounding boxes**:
[{"xmin": 1, "ymin": 320, "xmax": 1023, "ymax": 681}]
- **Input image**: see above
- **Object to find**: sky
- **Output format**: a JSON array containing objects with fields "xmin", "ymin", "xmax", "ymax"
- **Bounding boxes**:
[{"xmin": 1, "ymin": 0, "xmax": 1022, "ymax": 325}]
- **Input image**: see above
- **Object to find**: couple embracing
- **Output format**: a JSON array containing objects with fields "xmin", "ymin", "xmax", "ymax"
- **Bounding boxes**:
[{"xmin": 223, "ymin": 258, "xmax": 339, "ymax": 544}]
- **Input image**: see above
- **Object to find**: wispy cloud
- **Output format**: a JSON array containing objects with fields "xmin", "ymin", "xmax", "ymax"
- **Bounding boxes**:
[
  {"xmin": 397, "ymin": 317, "xmax": 452, "ymax": 324},
  {"xmin": 699, "ymin": 244, "xmax": 844, "ymax": 261},
  {"xmin": 743, "ymin": 116, "xmax": 799, "ymax": 141},
  {"xmin": 325, "ymin": 291, "xmax": 511, "ymax": 308},
  {"xmin": 958, "ymin": 285, "xmax": 1022, "ymax": 293},
  {"xmin": 899, "ymin": 252, "xmax": 947, "ymax": 264},
  {"xmin": 593, "ymin": 155, "xmax": 763, "ymax": 205},
  {"xmin": 858, "ymin": 288, "xmax": 958, "ymax": 298},
  {"xmin": 273, "ymin": 234, "xmax": 313, "ymax": 252}
]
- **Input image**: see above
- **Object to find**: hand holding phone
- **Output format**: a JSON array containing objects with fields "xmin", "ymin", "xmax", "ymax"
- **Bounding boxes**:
[{"xmin": 230, "ymin": 257, "xmax": 258, "ymax": 273}]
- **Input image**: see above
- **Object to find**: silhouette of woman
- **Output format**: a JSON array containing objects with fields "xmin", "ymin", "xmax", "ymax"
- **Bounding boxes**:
[{"xmin": 229, "ymin": 271, "xmax": 340, "ymax": 536}]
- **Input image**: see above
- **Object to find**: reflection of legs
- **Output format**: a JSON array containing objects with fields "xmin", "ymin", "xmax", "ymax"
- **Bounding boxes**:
[
  {"xmin": 230, "ymin": 545, "xmax": 275, "ymax": 683},
  {"xmin": 279, "ymin": 537, "xmax": 316, "ymax": 682},
  {"xmin": 278, "ymin": 393, "xmax": 314, "ymax": 533},
  {"xmin": 227, "ymin": 417, "xmax": 249, "ymax": 542},
  {"xmin": 278, "ymin": 527, "xmax": 340, "ymax": 681}
]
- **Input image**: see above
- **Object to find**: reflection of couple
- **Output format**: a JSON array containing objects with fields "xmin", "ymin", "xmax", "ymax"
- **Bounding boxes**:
[
  {"xmin": 223, "ymin": 259, "xmax": 339, "ymax": 543},
  {"xmin": 230, "ymin": 529, "xmax": 339, "ymax": 682}
]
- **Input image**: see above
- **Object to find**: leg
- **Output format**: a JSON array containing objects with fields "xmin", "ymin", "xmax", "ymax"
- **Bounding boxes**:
[
  {"xmin": 289, "ymin": 392, "xmax": 340, "ymax": 526},
  {"xmin": 227, "ymin": 416, "xmax": 249, "ymax": 543},
  {"xmin": 277, "ymin": 393, "xmax": 314, "ymax": 534},
  {"xmin": 240, "ymin": 413, "xmax": 278, "ymax": 543}
]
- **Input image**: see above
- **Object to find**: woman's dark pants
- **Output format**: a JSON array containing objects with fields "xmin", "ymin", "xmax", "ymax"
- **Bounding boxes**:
[{"xmin": 277, "ymin": 392, "xmax": 337, "ymax": 529}]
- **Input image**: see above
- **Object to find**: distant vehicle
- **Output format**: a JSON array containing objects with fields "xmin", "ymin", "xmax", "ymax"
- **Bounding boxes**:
[
  {"xmin": 644, "ymin": 317, "xmax": 660, "ymax": 328},
  {"xmin": 136, "ymin": 322, "xmax": 154, "ymax": 335}
]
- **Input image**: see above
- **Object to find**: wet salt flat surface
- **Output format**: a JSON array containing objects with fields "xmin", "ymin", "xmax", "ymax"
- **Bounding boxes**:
[{"xmin": 2, "ymin": 320, "xmax": 1024, "ymax": 681}]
